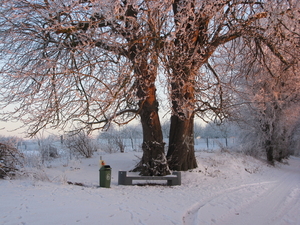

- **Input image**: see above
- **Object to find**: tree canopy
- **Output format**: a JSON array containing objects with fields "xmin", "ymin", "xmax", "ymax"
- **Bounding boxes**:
[{"xmin": 0, "ymin": 0, "xmax": 299, "ymax": 173}]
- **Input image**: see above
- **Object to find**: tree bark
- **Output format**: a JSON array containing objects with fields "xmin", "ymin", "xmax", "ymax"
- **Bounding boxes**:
[
  {"xmin": 120, "ymin": 3, "xmax": 169, "ymax": 176},
  {"xmin": 132, "ymin": 58, "xmax": 170, "ymax": 176},
  {"xmin": 265, "ymin": 139, "xmax": 274, "ymax": 165},
  {"xmin": 137, "ymin": 86, "xmax": 169, "ymax": 176},
  {"xmin": 167, "ymin": 114, "xmax": 197, "ymax": 171},
  {"xmin": 166, "ymin": 68, "xmax": 198, "ymax": 171}
]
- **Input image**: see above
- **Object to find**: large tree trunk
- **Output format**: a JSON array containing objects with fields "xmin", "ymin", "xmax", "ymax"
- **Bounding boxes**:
[
  {"xmin": 122, "ymin": 1, "xmax": 169, "ymax": 175},
  {"xmin": 166, "ymin": 69, "xmax": 198, "ymax": 171},
  {"xmin": 166, "ymin": 73, "xmax": 199, "ymax": 171},
  {"xmin": 165, "ymin": 0, "xmax": 209, "ymax": 171},
  {"xmin": 167, "ymin": 114, "xmax": 197, "ymax": 171},
  {"xmin": 132, "ymin": 58, "xmax": 170, "ymax": 176},
  {"xmin": 137, "ymin": 86, "xmax": 169, "ymax": 176}
]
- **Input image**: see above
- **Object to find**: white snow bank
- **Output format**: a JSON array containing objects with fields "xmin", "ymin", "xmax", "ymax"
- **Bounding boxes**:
[{"xmin": 0, "ymin": 151, "xmax": 299, "ymax": 225}]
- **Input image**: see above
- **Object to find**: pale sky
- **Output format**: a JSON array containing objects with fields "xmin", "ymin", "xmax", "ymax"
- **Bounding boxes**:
[
  {"xmin": 0, "ymin": 120, "xmax": 63, "ymax": 139},
  {"xmin": 0, "ymin": 120, "xmax": 26, "ymax": 137}
]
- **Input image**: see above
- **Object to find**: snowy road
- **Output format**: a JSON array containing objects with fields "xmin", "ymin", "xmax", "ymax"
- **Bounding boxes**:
[{"xmin": 183, "ymin": 156, "xmax": 300, "ymax": 225}]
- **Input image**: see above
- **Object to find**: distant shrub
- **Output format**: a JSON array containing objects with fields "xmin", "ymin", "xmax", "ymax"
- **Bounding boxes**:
[
  {"xmin": 0, "ymin": 143, "xmax": 24, "ymax": 179},
  {"xmin": 35, "ymin": 135, "xmax": 60, "ymax": 164},
  {"xmin": 40, "ymin": 145, "xmax": 59, "ymax": 161},
  {"xmin": 102, "ymin": 136, "xmax": 126, "ymax": 153},
  {"xmin": 65, "ymin": 131, "xmax": 97, "ymax": 158}
]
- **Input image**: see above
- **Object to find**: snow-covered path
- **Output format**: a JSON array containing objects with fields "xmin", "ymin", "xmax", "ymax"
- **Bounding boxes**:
[
  {"xmin": 0, "ymin": 151, "xmax": 299, "ymax": 225},
  {"xmin": 221, "ymin": 157, "xmax": 300, "ymax": 225},
  {"xmin": 183, "ymin": 156, "xmax": 300, "ymax": 225}
]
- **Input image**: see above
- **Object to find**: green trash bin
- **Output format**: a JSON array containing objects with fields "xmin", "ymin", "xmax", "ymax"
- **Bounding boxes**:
[{"xmin": 99, "ymin": 165, "xmax": 111, "ymax": 188}]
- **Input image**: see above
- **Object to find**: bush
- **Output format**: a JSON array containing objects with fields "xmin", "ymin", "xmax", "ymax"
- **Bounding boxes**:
[
  {"xmin": 34, "ymin": 135, "xmax": 60, "ymax": 164},
  {"xmin": 65, "ymin": 131, "xmax": 97, "ymax": 158},
  {"xmin": 102, "ymin": 136, "xmax": 126, "ymax": 153},
  {"xmin": 40, "ymin": 145, "xmax": 59, "ymax": 162},
  {"xmin": 0, "ymin": 143, "xmax": 24, "ymax": 179}
]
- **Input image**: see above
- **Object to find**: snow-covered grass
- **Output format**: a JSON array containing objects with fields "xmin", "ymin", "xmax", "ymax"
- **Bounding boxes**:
[{"xmin": 1, "ymin": 149, "xmax": 300, "ymax": 225}]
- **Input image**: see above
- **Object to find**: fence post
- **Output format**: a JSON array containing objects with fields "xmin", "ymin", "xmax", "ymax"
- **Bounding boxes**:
[{"xmin": 206, "ymin": 138, "xmax": 209, "ymax": 149}]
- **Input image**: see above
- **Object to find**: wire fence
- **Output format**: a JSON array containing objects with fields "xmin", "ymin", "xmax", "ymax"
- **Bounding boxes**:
[{"xmin": 18, "ymin": 137, "xmax": 238, "ymax": 155}]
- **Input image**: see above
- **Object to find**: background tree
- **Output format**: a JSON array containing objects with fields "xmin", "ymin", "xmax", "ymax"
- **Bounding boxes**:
[
  {"xmin": 210, "ymin": 0, "xmax": 300, "ymax": 163},
  {"xmin": 289, "ymin": 120, "xmax": 300, "ymax": 156},
  {"xmin": 229, "ymin": 37, "xmax": 300, "ymax": 163},
  {"xmin": 0, "ymin": 137, "xmax": 24, "ymax": 178}
]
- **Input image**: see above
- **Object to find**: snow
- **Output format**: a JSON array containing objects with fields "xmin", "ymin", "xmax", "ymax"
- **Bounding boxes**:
[{"xmin": 1, "ymin": 150, "xmax": 300, "ymax": 225}]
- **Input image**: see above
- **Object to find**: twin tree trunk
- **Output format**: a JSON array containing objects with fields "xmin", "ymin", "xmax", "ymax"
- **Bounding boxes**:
[
  {"xmin": 134, "ymin": 61, "xmax": 198, "ymax": 173},
  {"xmin": 132, "ymin": 55, "xmax": 198, "ymax": 174},
  {"xmin": 128, "ymin": 7, "xmax": 199, "ymax": 173},
  {"xmin": 136, "ymin": 80, "xmax": 198, "ymax": 174}
]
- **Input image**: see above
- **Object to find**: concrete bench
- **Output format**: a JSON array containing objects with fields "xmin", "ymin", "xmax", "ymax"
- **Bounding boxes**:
[{"xmin": 118, "ymin": 171, "xmax": 181, "ymax": 186}]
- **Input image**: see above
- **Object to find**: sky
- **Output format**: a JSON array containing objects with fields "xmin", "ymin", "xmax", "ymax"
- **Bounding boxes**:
[
  {"xmin": 0, "ymin": 120, "xmax": 26, "ymax": 138},
  {"xmin": 0, "ymin": 120, "xmax": 64, "ymax": 139}
]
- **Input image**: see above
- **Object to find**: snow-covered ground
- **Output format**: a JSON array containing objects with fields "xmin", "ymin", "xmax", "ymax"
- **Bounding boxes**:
[{"xmin": 1, "ymin": 150, "xmax": 299, "ymax": 225}]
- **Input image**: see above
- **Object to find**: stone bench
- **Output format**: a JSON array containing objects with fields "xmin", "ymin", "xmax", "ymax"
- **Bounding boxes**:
[{"xmin": 118, "ymin": 171, "xmax": 181, "ymax": 186}]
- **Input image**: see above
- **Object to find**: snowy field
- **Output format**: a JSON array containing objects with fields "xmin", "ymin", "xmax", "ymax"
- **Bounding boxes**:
[{"xmin": 1, "ymin": 149, "xmax": 300, "ymax": 225}]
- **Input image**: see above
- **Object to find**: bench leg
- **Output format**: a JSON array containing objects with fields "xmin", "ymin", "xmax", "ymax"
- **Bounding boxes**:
[
  {"xmin": 171, "ymin": 171, "xmax": 181, "ymax": 185},
  {"xmin": 118, "ymin": 171, "xmax": 133, "ymax": 185},
  {"xmin": 118, "ymin": 171, "xmax": 126, "ymax": 185}
]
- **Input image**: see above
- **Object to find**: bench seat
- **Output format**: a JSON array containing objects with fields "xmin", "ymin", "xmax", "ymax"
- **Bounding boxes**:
[{"xmin": 118, "ymin": 171, "xmax": 181, "ymax": 186}]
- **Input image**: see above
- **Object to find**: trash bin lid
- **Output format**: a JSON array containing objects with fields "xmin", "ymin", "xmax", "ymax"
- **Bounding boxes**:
[{"xmin": 100, "ymin": 165, "xmax": 111, "ymax": 170}]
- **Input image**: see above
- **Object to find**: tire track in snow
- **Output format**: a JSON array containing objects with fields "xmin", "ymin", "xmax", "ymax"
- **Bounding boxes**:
[
  {"xmin": 183, "ymin": 157, "xmax": 300, "ymax": 225},
  {"xmin": 182, "ymin": 181, "xmax": 275, "ymax": 225},
  {"xmin": 219, "ymin": 158, "xmax": 300, "ymax": 225}
]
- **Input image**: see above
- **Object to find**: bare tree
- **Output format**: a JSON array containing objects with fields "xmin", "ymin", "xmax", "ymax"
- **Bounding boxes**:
[
  {"xmin": 214, "ymin": 0, "xmax": 300, "ymax": 163},
  {"xmin": 0, "ymin": 0, "xmax": 169, "ymax": 175},
  {"xmin": 112, "ymin": 1, "xmax": 169, "ymax": 175},
  {"xmin": 230, "ymin": 37, "xmax": 300, "ymax": 163},
  {"xmin": 162, "ymin": 0, "xmax": 300, "ymax": 170},
  {"xmin": 0, "ymin": 0, "xmax": 299, "ymax": 174}
]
